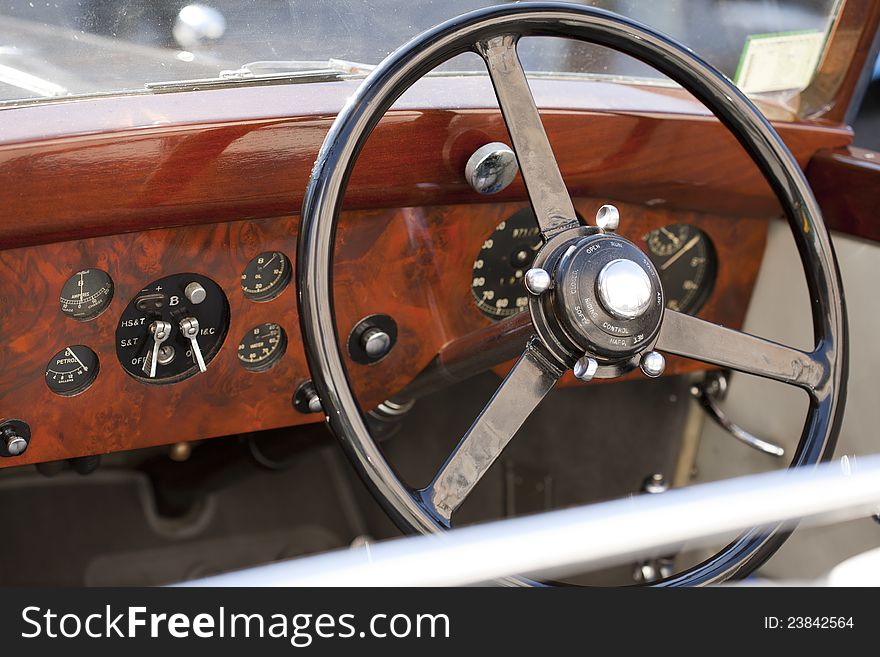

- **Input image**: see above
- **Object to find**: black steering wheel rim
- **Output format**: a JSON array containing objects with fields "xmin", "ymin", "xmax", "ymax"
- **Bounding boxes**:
[{"xmin": 297, "ymin": 2, "xmax": 847, "ymax": 586}]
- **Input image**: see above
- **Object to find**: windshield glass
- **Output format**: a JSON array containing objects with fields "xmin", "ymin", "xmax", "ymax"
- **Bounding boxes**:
[{"xmin": 0, "ymin": 0, "xmax": 843, "ymax": 108}]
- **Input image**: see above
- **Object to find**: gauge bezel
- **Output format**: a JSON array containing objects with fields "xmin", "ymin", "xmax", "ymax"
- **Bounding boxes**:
[
  {"xmin": 237, "ymin": 322, "xmax": 288, "ymax": 372},
  {"xmin": 642, "ymin": 224, "xmax": 717, "ymax": 316},
  {"xmin": 241, "ymin": 251, "xmax": 293, "ymax": 302},
  {"xmin": 45, "ymin": 345, "xmax": 100, "ymax": 397},
  {"xmin": 59, "ymin": 269, "xmax": 114, "ymax": 321},
  {"xmin": 470, "ymin": 208, "xmax": 544, "ymax": 321}
]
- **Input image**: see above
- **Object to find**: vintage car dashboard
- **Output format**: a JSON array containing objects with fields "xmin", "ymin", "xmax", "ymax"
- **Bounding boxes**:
[
  {"xmin": 0, "ymin": 73, "xmax": 860, "ymax": 469},
  {"xmin": 0, "ymin": 199, "xmax": 766, "ymax": 467}
]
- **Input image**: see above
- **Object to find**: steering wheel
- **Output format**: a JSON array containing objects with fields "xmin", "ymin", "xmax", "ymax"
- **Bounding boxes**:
[{"xmin": 297, "ymin": 2, "xmax": 847, "ymax": 585}]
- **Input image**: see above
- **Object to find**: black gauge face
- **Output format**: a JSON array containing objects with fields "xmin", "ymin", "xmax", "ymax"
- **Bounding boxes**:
[
  {"xmin": 60, "ymin": 269, "xmax": 114, "ymax": 320},
  {"xmin": 115, "ymin": 273, "xmax": 230, "ymax": 384},
  {"xmin": 643, "ymin": 224, "xmax": 717, "ymax": 314},
  {"xmin": 241, "ymin": 251, "xmax": 292, "ymax": 302},
  {"xmin": 471, "ymin": 208, "xmax": 544, "ymax": 320},
  {"xmin": 45, "ymin": 345, "xmax": 99, "ymax": 396},
  {"xmin": 238, "ymin": 322, "xmax": 287, "ymax": 372}
]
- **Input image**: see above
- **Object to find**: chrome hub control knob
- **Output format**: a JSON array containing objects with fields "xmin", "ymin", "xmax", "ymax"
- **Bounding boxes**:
[
  {"xmin": 639, "ymin": 350, "xmax": 666, "ymax": 378},
  {"xmin": 573, "ymin": 356, "xmax": 599, "ymax": 382},
  {"xmin": 524, "ymin": 267, "xmax": 552, "ymax": 295},
  {"xmin": 597, "ymin": 259, "xmax": 653, "ymax": 320},
  {"xmin": 595, "ymin": 204, "xmax": 620, "ymax": 232}
]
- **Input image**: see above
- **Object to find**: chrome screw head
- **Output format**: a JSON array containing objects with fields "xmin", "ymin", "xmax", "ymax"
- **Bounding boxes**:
[
  {"xmin": 595, "ymin": 204, "xmax": 620, "ymax": 232},
  {"xmin": 640, "ymin": 350, "xmax": 666, "ymax": 378},
  {"xmin": 573, "ymin": 356, "xmax": 599, "ymax": 382},
  {"xmin": 524, "ymin": 267, "xmax": 551, "ymax": 295}
]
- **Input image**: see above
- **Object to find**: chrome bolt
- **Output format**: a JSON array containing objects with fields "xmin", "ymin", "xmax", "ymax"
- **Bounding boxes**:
[
  {"xmin": 642, "ymin": 473, "xmax": 668, "ymax": 494},
  {"xmin": 595, "ymin": 204, "xmax": 620, "ymax": 232},
  {"xmin": 361, "ymin": 328, "xmax": 391, "ymax": 359},
  {"xmin": 524, "ymin": 268, "xmax": 551, "ymax": 295},
  {"xmin": 640, "ymin": 350, "xmax": 666, "ymax": 378},
  {"xmin": 573, "ymin": 356, "xmax": 599, "ymax": 382}
]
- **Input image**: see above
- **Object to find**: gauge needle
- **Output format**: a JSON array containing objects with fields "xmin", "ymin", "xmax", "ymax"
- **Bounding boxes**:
[
  {"xmin": 661, "ymin": 234, "xmax": 700, "ymax": 271},
  {"xmin": 66, "ymin": 347, "xmax": 88, "ymax": 371},
  {"xmin": 262, "ymin": 254, "xmax": 277, "ymax": 270},
  {"xmin": 660, "ymin": 226, "xmax": 681, "ymax": 247}
]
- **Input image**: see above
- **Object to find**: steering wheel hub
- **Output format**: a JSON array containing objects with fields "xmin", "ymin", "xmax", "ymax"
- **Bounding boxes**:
[{"xmin": 550, "ymin": 233, "xmax": 664, "ymax": 360}]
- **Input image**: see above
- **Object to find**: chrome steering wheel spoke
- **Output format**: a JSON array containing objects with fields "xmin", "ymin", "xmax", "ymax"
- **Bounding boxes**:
[
  {"xmin": 656, "ymin": 309, "xmax": 828, "ymax": 395},
  {"xmin": 422, "ymin": 339, "xmax": 564, "ymax": 522},
  {"xmin": 476, "ymin": 34, "xmax": 579, "ymax": 239}
]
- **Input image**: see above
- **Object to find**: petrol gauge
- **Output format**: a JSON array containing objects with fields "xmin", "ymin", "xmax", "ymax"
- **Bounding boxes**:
[
  {"xmin": 470, "ymin": 208, "xmax": 544, "ymax": 320},
  {"xmin": 241, "ymin": 251, "xmax": 292, "ymax": 302},
  {"xmin": 45, "ymin": 345, "xmax": 99, "ymax": 396},
  {"xmin": 59, "ymin": 269, "xmax": 113, "ymax": 320},
  {"xmin": 238, "ymin": 322, "xmax": 287, "ymax": 372},
  {"xmin": 642, "ymin": 224, "xmax": 717, "ymax": 314}
]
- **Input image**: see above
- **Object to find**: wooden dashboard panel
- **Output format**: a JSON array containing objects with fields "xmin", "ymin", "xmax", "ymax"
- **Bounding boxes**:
[
  {"xmin": 0, "ymin": 78, "xmax": 850, "ymax": 250},
  {"xmin": 0, "ymin": 199, "xmax": 765, "ymax": 468}
]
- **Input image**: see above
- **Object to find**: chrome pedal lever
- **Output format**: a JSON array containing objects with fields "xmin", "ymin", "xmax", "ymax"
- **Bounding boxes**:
[{"xmin": 691, "ymin": 371, "xmax": 785, "ymax": 457}]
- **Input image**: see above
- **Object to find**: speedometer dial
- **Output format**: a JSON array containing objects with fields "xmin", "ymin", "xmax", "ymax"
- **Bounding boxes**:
[
  {"xmin": 471, "ymin": 208, "xmax": 543, "ymax": 320},
  {"xmin": 643, "ymin": 224, "xmax": 717, "ymax": 314}
]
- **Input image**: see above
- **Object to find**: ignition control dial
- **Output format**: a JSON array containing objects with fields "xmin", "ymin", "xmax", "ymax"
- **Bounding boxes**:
[{"xmin": 115, "ymin": 273, "xmax": 229, "ymax": 384}]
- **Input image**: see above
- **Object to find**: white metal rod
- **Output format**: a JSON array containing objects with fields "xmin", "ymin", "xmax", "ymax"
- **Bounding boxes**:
[{"xmin": 181, "ymin": 455, "xmax": 880, "ymax": 587}]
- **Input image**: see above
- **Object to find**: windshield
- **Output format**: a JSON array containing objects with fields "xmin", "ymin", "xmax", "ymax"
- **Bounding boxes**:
[{"xmin": 0, "ymin": 0, "xmax": 843, "ymax": 109}]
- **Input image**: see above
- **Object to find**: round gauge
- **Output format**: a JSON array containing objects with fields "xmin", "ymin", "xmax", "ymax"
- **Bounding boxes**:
[
  {"xmin": 59, "ymin": 269, "xmax": 114, "ymax": 320},
  {"xmin": 642, "ymin": 224, "xmax": 717, "ymax": 314},
  {"xmin": 45, "ymin": 345, "xmax": 99, "ymax": 396},
  {"xmin": 116, "ymin": 273, "xmax": 229, "ymax": 385},
  {"xmin": 241, "ymin": 251, "xmax": 292, "ymax": 302},
  {"xmin": 238, "ymin": 322, "xmax": 287, "ymax": 372},
  {"xmin": 471, "ymin": 208, "xmax": 544, "ymax": 320}
]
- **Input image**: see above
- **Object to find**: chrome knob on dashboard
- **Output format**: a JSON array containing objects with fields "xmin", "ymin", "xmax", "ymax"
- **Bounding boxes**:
[
  {"xmin": 361, "ymin": 328, "xmax": 391, "ymax": 359},
  {"xmin": 596, "ymin": 259, "xmax": 653, "ymax": 320},
  {"xmin": 464, "ymin": 142, "xmax": 519, "ymax": 195},
  {"xmin": 0, "ymin": 420, "xmax": 30, "ymax": 458},
  {"xmin": 4, "ymin": 431, "xmax": 27, "ymax": 456},
  {"xmin": 184, "ymin": 281, "xmax": 207, "ymax": 304}
]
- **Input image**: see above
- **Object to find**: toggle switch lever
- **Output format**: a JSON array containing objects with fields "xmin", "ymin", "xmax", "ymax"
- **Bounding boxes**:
[
  {"xmin": 179, "ymin": 317, "xmax": 207, "ymax": 373},
  {"xmin": 143, "ymin": 320, "xmax": 172, "ymax": 378}
]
